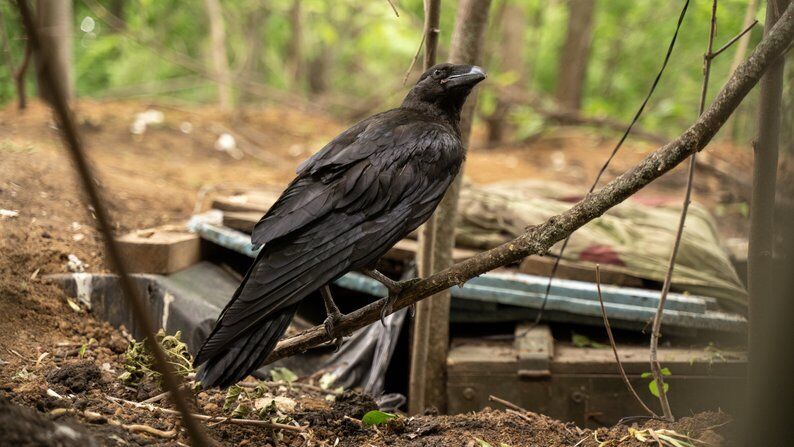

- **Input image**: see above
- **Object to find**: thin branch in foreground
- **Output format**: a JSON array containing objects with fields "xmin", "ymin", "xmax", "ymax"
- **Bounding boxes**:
[
  {"xmin": 13, "ymin": 1, "xmax": 210, "ymax": 445},
  {"xmin": 595, "ymin": 265, "xmax": 658, "ymax": 418},
  {"xmin": 106, "ymin": 396, "xmax": 306, "ymax": 432},
  {"xmin": 650, "ymin": 0, "xmax": 720, "ymax": 422},
  {"xmin": 262, "ymin": 3, "xmax": 793, "ymax": 366},
  {"xmin": 532, "ymin": 0, "xmax": 692, "ymax": 332}
]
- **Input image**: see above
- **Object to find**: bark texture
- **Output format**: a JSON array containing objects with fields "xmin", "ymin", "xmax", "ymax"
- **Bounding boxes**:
[
  {"xmin": 747, "ymin": 0, "xmax": 789, "ymax": 442},
  {"xmin": 411, "ymin": 0, "xmax": 444, "ymax": 416}
]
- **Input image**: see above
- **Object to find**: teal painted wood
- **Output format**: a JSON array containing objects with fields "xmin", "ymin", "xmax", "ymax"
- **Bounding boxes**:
[{"xmin": 189, "ymin": 217, "xmax": 746, "ymax": 333}]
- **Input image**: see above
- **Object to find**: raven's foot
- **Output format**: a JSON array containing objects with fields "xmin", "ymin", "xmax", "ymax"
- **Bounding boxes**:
[
  {"xmin": 378, "ymin": 279, "xmax": 421, "ymax": 325},
  {"xmin": 361, "ymin": 269, "xmax": 421, "ymax": 326},
  {"xmin": 321, "ymin": 285, "xmax": 344, "ymax": 350},
  {"xmin": 323, "ymin": 310, "xmax": 344, "ymax": 351}
]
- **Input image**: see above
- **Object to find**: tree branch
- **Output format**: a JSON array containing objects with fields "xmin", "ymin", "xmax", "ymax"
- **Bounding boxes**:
[{"xmin": 264, "ymin": 1, "xmax": 794, "ymax": 366}]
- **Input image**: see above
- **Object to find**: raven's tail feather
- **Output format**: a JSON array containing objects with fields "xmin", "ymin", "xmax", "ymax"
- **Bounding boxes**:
[{"xmin": 195, "ymin": 303, "xmax": 298, "ymax": 389}]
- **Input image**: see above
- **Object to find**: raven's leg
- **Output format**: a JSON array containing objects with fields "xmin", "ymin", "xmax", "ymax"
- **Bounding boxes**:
[
  {"xmin": 320, "ymin": 285, "xmax": 344, "ymax": 350},
  {"xmin": 360, "ymin": 269, "xmax": 421, "ymax": 325}
]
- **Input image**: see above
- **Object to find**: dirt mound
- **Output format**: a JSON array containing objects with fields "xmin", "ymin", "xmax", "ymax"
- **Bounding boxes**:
[
  {"xmin": 332, "ymin": 391, "xmax": 378, "ymax": 419},
  {"xmin": 0, "ymin": 399, "xmax": 99, "ymax": 447},
  {"xmin": 47, "ymin": 362, "xmax": 102, "ymax": 394}
]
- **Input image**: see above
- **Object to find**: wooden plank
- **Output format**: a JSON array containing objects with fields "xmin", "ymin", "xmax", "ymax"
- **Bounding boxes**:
[
  {"xmin": 552, "ymin": 344, "xmax": 747, "ymax": 376},
  {"xmin": 116, "ymin": 226, "xmax": 200, "ymax": 274},
  {"xmin": 211, "ymin": 190, "xmax": 280, "ymax": 213},
  {"xmin": 222, "ymin": 211, "xmax": 261, "ymax": 233}
]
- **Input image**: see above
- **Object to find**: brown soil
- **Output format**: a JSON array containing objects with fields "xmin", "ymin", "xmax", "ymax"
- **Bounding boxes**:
[{"xmin": 0, "ymin": 99, "xmax": 747, "ymax": 445}]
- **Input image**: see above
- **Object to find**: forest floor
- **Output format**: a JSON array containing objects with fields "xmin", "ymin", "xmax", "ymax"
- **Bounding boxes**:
[{"xmin": 0, "ymin": 99, "xmax": 759, "ymax": 446}]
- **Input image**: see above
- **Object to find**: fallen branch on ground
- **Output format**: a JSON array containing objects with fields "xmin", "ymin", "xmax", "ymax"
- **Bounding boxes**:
[
  {"xmin": 263, "ymin": 3, "xmax": 793, "ymax": 367},
  {"xmin": 106, "ymin": 395, "xmax": 306, "ymax": 432},
  {"xmin": 50, "ymin": 408, "xmax": 177, "ymax": 439}
]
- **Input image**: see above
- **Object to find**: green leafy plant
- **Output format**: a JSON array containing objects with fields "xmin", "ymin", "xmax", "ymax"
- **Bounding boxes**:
[
  {"xmin": 118, "ymin": 329, "xmax": 194, "ymax": 386},
  {"xmin": 361, "ymin": 410, "xmax": 397, "ymax": 427},
  {"xmin": 474, "ymin": 439, "xmax": 512, "ymax": 447},
  {"xmin": 641, "ymin": 367, "xmax": 671, "ymax": 398},
  {"xmin": 269, "ymin": 367, "xmax": 298, "ymax": 384},
  {"xmin": 572, "ymin": 332, "xmax": 609, "ymax": 349}
]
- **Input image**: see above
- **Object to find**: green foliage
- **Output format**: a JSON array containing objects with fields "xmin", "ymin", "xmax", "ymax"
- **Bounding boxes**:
[
  {"xmin": 222, "ymin": 381, "xmax": 298, "ymax": 425},
  {"xmin": 474, "ymin": 438, "xmax": 513, "ymax": 447},
  {"xmin": 361, "ymin": 410, "xmax": 397, "ymax": 426},
  {"xmin": 571, "ymin": 332, "xmax": 609, "ymax": 349},
  {"xmin": 269, "ymin": 366, "xmax": 298, "ymax": 384},
  {"xmin": 0, "ymin": 0, "xmax": 770, "ymax": 141},
  {"xmin": 118, "ymin": 329, "xmax": 193, "ymax": 386},
  {"xmin": 641, "ymin": 367, "xmax": 672, "ymax": 398}
]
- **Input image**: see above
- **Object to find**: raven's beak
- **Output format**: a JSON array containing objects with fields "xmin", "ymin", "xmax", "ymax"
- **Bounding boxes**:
[{"xmin": 442, "ymin": 66, "xmax": 487, "ymax": 88}]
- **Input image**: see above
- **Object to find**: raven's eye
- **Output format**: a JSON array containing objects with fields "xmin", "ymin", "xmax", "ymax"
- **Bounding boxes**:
[{"xmin": 433, "ymin": 69, "xmax": 443, "ymax": 77}]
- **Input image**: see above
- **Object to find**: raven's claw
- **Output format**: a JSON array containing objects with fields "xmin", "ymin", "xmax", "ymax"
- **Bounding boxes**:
[
  {"xmin": 321, "ymin": 285, "xmax": 344, "ymax": 351},
  {"xmin": 377, "ymin": 277, "xmax": 421, "ymax": 327},
  {"xmin": 323, "ymin": 311, "xmax": 344, "ymax": 351}
]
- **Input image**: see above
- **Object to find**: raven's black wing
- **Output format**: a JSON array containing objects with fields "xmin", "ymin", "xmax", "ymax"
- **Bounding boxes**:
[{"xmin": 195, "ymin": 112, "xmax": 462, "ymax": 366}]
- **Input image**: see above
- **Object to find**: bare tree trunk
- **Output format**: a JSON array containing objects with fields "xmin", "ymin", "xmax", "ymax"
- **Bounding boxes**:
[
  {"xmin": 555, "ymin": 0, "xmax": 596, "ymax": 111},
  {"xmin": 411, "ymin": 0, "xmax": 492, "ymax": 415},
  {"xmin": 748, "ymin": 0, "xmax": 788, "ymax": 437},
  {"xmin": 0, "ymin": 7, "xmax": 30, "ymax": 109},
  {"xmin": 203, "ymin": 0, "xmax": 232, "ymax": 112},
  {"xmin": 307, "ymin": 44, "xmax": 331, "ymax": 95},
  {"xmin": 34, "ymin": 0, "xmax": 73, "ymax": 103},
  {"xmin": 485, "ymin": 1, "xmax": 525, "ymax": 144},
  {"xmin": 286, "ymin": 0, "xmax": 303, "ymax": 89},
  {"xmin": 410, "ymin": 0, "xmax": 442, "ymax": 416},
  {"xmin": 782, "ymin": 50, "xmax": 793, "ymax": 155}
]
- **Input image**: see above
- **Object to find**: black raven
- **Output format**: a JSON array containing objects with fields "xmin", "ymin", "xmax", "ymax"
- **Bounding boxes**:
[{"xmin": 195, "ymin": 63, "xmax": 486, "ymax": 388}]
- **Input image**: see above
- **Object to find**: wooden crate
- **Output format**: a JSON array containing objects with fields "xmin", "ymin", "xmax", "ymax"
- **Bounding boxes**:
[{"xmin": 447, "ymin": 324, "xmax": 746, "ymax": 426}]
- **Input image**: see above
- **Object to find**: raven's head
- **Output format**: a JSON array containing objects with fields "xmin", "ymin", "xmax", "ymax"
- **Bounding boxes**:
[{"xmin": 402, "ymin": 63, "xmax": 487, "ymax": 120}]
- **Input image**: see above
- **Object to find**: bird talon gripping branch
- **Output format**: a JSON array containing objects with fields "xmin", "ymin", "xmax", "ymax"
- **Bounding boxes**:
[{"xmin": 194, "ymin": 63, "xmax": 485, "ymax": 388}]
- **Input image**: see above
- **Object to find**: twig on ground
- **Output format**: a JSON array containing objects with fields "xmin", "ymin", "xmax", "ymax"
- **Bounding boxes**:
[
  {"xmin": 488, "ymin": 395, "xmax": 529, "ymax": 413},
  {"xmin": 106, "ymin": 395, "xmax": 306, "ymax": 432},
  {"xmin": 141, "ymin": 391, "xmax": 170, "ymax": 404},
  {"xmin": 595, "ymin": 265, "xmax": 658, "ymax": 418},
  {"xmin": 263, "ymin": 3, "xmax": 794, "ymax": 365},
  {"xmin": 650, "ymin": 0, "xmax": 720, "ymax": 422},
  {"xmin": 506, "ymin": 408, "xmax": 533, "ymax": 424},
  {"xmin": 14, "ymin": 1, "xmax": 210, "ymax": 444},
  {"xmin": 114, "ymin": 422, "xmax": 177, "ymax": 439},
  {"xmin": 185, "ymin": 373, "xmax": 342, "ymax": 395},
  {"xmin": 50, "ymin": 408, "xmax": 177, "ymax": 439}
]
